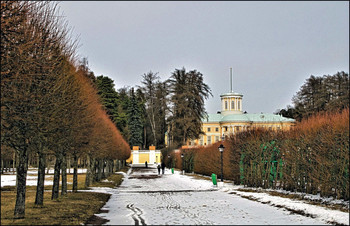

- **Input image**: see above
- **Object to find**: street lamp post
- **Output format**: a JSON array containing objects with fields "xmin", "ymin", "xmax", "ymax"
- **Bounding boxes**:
[
  {"xmin": 218, "ymin": 144, "xmax": 225, "ymax": 182},
  {"xmin": 181, "ymin": 153, "xmax": 184, "ymax": 175},
  {"xmin": 167, "ymin": 155, "xmax": 171, "ymax": 168}
]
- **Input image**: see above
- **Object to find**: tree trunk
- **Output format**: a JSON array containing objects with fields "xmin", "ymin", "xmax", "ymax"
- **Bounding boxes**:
[
  {"xmin": 107, "ymin": 160, "xmax": 112, "ymax": 176},
  {"xmin": 92, "ymin": 157, "xmax": 97, "ymax": 182},
  {"xmin": 102, "ymin": 159, "xmax": 105, "ymax": 178},
  {"xmin": 73, "ymin": 154, "xmax": 78, "ymax": 192},
  {"xmin": 51, "ymin": 153, "xmax": 62, "ymax": 200},
  {"xmin": 14, "ymin": 148, "xmax": 28, "ymax": 219},
  {"xmin": 112, "ymin": 160, "xmax": 115, "ymax": 173},
  {"xmin": 12, "ymin": 152, "xmax": 16, "ymax": 174},
  {"xmin": 46, "ymin": 156, "xmax": 51, "ymax": 174},
  {"xmin": 144, "ymin": 127, "xmax": 146, "ymax": 149},
  {"xmin": 61, "ymin": 153, "xmax": 67, "ymax": 196},
  {"xmin": 67, "ymin": 155, "xmax": 71, "ymax": 174},
  {"xmin": 35, "ymin": 151, "xmax": 46, "ymax": 206},
  {"xmin": 85, "ymin": 155, "xmax": 91, "ymax": 187},
  {"xmin": 97, "ymin": 159, "xmax": 103, "ymax": 181},
  {"xmin": 116, "ymin": 160, "xmax": 119, "ymax": 171},
  {"xmin": 104, "ymin": 160, "xmax": 108, "ymax": 177}
]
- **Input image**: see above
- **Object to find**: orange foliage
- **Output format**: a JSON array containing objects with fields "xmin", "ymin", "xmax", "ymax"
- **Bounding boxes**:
[
  {"xmin": 72, "ymin": 67, "xmax": 130, "ymax": 161},
  {"xmin": 170, "ymin": 109, "xmax": 349, "ymax": 199}
]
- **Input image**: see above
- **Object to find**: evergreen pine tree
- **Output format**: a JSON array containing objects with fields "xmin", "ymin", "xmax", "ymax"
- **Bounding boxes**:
[
  {"xmin": 167, "ymin": 68, "xmax": 212, "ymax": 147},
  {"xmin": 95, "ymin": 75, "xmax": 118, "ymax": 121},
  {"xmin": 128, "ymin": 88, "xmax": 143, "ymax": 148}
]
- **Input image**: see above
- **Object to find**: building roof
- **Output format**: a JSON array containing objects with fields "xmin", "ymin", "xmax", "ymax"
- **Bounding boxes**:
[
  {"xmin": 203, "ymin": 113, "xmax": 295, "ymax": 123},
  {"xmin": 220, "ymin": 92, "xmax": 243, "ymax": 97}
]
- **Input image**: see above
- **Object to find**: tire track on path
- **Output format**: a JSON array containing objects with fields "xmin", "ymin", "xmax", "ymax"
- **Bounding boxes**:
[{"xmin": 126, "ymin": 203, "xmax": 146, "ymax": 225}]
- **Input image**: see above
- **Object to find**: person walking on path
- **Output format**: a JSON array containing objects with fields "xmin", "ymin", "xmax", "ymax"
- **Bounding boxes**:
[
  {"xmin": 161, "ymin": 162, "xmax": 165, "ymax": 174},
  {"xmin": 145, "ymin": 161, "xmax": 148, "ymax": 168},
  {"xmin": 157, "ymin": 164, "xmax": 161, "ymax": 175}
]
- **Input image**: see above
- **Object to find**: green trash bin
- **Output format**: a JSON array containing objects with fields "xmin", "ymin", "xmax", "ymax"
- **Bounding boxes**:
[
  {"xmin": 211, "ymin": 173, "xmax": 217, "ymax": 185},
  {"xmin": 171, "ymin": 168, "xmax": 174, "ymax": 174}
]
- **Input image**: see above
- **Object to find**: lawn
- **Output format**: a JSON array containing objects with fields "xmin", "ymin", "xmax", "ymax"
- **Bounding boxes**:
[{"xmin": 1, "ymin": 167, "xmax": 128, "ymax": 225}]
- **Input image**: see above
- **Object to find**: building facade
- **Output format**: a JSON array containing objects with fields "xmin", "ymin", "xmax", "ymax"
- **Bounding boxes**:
[
  {"xmin": 126, "ymin": 146, "xmax": 162, "ymax": 166},
  {"xmin": 186, "ymin": 89, "xmax": 295, "ymax": 147}
]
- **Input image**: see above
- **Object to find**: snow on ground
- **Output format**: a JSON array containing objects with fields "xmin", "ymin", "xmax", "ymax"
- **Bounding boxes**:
[
  {"xmin": 89, "ymin": 166, "xmax": 348, "ymax": 225},
  {"xmin": 1, "ymin": 166, "xmax": 348, "ymax": 225},
  {"xmin": 224, "ymin": 186, "xmax": 349, "ymax": 225},
  {"xmin": 1, "ymin": 168, "xmax": 86, "ymax": 187}
]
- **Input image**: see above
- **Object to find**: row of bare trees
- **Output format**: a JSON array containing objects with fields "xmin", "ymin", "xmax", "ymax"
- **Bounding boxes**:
[{"xmin": 1, "ymin": 1, "xmax": 130, "ymax": 219}]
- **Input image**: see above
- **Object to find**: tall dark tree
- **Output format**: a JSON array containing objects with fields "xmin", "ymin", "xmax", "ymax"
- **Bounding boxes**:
[
  {"xmin": 154, "ymin": 81, "xmax": 169, "ymax": 148},
  {"xmin": 167, "ymin": 68, "xmax": 212, "ymax": 147},
  {"xmin": 116, "ymin": 87, "xmax": 130, "ymax": 141},
  {"xmin": 95, "ymin": 75, "xmax": 119, "ymax": 121},
  {"xmin": 127, "ymin": 88, "xmax": 143, "ymax": 148},
  {"xmin": 135, "ymin": 88, "xmax": 148, "ymax": 148}
]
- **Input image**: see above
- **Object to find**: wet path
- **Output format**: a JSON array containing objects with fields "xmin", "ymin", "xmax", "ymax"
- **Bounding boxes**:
[{"xmin": 94, "ymin": 166, "xmax": 327, "ymax": 225}]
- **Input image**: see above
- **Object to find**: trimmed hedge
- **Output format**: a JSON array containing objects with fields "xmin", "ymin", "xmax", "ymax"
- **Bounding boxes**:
[{"xmin": 171, "ymin": 109, "xmax": 349, "ymax": 200}]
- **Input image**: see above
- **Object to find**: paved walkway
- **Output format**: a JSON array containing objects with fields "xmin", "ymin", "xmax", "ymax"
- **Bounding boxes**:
[{"xmin": 94, "ymin": 166, "xmax": 328, "ymax": 225}]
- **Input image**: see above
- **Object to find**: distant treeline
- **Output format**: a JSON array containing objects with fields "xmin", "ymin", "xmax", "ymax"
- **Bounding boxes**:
[
  {"xmin": 168, "ymin": 108, "xmax": 349, "ymax": 200},
  {"xmin": 95, "ymin": 68, "xmax": 212, "ymax": 150},
  {"xmin": 276, "ymin": 71, "xmax": 349, "ymax": 121}
]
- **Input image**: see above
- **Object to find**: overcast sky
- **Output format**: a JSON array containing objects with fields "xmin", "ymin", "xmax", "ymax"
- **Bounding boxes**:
[{"xmin": 58, "ymin": 1, "xmax": 349, "ymax": 114}]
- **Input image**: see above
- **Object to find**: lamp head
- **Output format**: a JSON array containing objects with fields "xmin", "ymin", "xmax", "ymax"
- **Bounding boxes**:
[{"xmin": 218, "ymin": 144, "xmax": 225, "ymax": 152}]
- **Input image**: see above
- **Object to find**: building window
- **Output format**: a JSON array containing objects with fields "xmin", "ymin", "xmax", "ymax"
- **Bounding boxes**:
[
  {"xmin": 224, "ymin": 127, "xmax": 228, "ymax": 132},
  {"xmin": 207, "ymin": 136, "xmax": 211, "ymax": 144},
  {"xmin": 207, "ymin": 127, "xmax": 211, "ymax": 132},
  {"xmin": 238, "ymin": 100, "xmax": 240, "ymax": 110},
  {"xmin": 215, "ymin": 127, "xmax": 219, "ymax": 132},
  {"xmin": 199, "ymin": 136, "xmax": 203, "ymax": 146},
  {"xmin": 215, "ymin": 136, "xmax": 219, "ymax": 142},
  {"xmin": 225, "ymin": 101, "xmax": 228, "ymax": 110},
  {"xmin": 231, "ymin": 101, "xmax": 235, "ymax": 110}
]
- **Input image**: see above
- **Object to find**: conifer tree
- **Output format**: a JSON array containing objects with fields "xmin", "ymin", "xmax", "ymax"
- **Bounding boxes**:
[
  {"xmin": 128, "ymin": 88, "xmax": 143, "ymax": 147},
  {"xmin": 116, "ymin": 87, "xmax": 131, "ymax": 141},
  {"xmin": 167, "ymin": 68, "xmax": 212, "ymax": 147},
  {"xmin": 95, "ymin": 75, "xmax": 119, "ymax": 121}
]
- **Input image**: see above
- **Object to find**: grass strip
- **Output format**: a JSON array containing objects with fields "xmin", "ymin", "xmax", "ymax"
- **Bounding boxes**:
[
  {"xmin": 1, "ymin": 191, "xmax": 110, "ymax": 225},
  {"xmin": 1, "ymin": 168, "xmax": 128, "ymax": 225}
]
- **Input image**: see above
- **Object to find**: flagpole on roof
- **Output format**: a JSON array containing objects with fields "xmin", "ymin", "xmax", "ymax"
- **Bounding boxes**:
[{"xmin": 230, "ymin": 67, "xmax": 233, "ymax": 92}]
